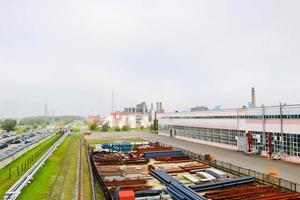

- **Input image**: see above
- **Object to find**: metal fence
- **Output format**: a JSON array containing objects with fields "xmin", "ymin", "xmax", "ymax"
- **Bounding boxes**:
[
  {"xmin": 88, "ymin": 145, "xmax": 113, "ymax": 200},
  {"xmin": 160, "ymin": 143, "xmax": 300, "ymax": 193}
]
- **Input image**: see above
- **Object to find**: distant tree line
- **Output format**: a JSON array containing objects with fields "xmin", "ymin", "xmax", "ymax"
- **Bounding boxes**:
[
  {"xmin": 1, "ymin": 119, "xmax": 17, "ymax": 132},
  {"xmin": 19, "ymin": 115, "xmax": 84, "ymax": 126}
]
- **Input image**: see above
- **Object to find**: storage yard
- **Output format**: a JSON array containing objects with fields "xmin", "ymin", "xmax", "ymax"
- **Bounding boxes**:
[{"xmin": 89, "ymin": 139, "xmax": 300, "ymax": 200}]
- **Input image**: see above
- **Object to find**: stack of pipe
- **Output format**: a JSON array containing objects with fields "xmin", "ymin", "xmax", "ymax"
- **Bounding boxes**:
[
  {"xmin": 150, "ymin": 169, "xmax": 206, "ymax": 200},
  {"xmin": 165, "ymin": 167, "xmax": 184, "ymax": 173},
  {"xmin": 144, "ymin": 150, "xmax": 184, "ymax": 159},
  {"xmin": 97, "ymin": 166, "xmax": 123, "ymax": 176},
  {"xmin": 180, "ymin": 163, "xmax": 209, "ymax": 172},
  {"xmin": 190, "ymin": 176, "xmax": 254, "ymax": 192},
  {"xmin": 102, "ymin": 142, "xmax": 132, "ymax": 153},
  {"xmin": 155, "ymin": 155, "xmax": 191, "ymax": 162},
  {"xmin": 93, "ymin": 153, "xmax": 123, "ymax": 165}
]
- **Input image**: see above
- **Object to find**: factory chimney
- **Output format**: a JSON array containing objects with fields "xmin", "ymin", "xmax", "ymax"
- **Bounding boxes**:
[{"xmin": 251, "ymin": 87, "xmax": 256, "ymax": 107}]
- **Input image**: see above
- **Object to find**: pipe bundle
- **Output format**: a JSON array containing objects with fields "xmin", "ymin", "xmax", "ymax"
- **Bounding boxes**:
[
  {"xmin": 190, "ymin": 176, "xmax": 254, "ymax": 192},
  {"xmin": 150, "ymin": 169, "xmax": 206, "ymax": 200},
  {"xmin": 144, "ymin": 150, "xmax": 184, "ymax": 158}
]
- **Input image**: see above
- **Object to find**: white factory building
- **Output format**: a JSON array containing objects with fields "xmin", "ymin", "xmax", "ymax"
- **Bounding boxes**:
[
  {"xmin": 158, "ymin": 104, "xmax": 300, "ymax": 163},
  {"xmin": 104, "ymin": 102, "xmax": 164, "ymax": 129},
  {"xmin": 104, "ymin": 111, "xmax": 151, "ymax": 128}
]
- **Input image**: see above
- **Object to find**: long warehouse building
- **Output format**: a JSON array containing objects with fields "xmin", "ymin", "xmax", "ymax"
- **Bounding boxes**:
[{"xmin": 158, "ymin": 104, "xmax": 300, "ymax": 163}]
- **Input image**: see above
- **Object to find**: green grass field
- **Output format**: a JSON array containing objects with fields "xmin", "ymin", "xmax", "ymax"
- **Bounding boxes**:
[
  {"xmin": 107, "ymin": 127, "xmax": 150, "ymax": 132},
  {"xmin": 18, "ymin": 134, "xmax": 93, "ymax": 200},
  {"xmin": 0, "ymin": 134, "xmax": 61, "ymax": 198}
]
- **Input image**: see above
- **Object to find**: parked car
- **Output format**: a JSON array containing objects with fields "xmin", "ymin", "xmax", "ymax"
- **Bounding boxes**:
[
  {"xmin": 10, "ymin": 139, "xmax": 22, "ymax": 144},
  {"xmin": 0, "ymin": 143, "xmax": 8, "ymax": 149}
]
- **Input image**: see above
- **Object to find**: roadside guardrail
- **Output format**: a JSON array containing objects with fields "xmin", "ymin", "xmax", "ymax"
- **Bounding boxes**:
[{"xmin": 3, "ymin": 133, "xmax": 68, "ymax": 200}]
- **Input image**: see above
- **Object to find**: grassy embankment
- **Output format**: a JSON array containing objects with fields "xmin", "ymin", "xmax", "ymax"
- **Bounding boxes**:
[
  {"xmin": 0, "ymin": 134, "xmax": 61, "ymax": 198},
  {"xmin": 18, "ymin": 134, "xmax": 93, "ymax": 200}
]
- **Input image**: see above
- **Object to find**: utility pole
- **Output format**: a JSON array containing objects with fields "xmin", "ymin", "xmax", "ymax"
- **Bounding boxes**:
[
  {"xmin": 44, "ymin": 101, "xmax": 48, "ymax": 116},
  {"xmin": 111, "ymin": 90, "xmax": 114, "ymax": 113},
  {"xmin": 280, "ymin": 103, "xmax": 284, "ymax": 155}
]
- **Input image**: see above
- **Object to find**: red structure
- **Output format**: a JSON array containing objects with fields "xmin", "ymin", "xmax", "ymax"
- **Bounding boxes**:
[
  {"xmin": 268, "ymin": 132, "xmax": 273, "ymax": 158},
  {"xmin": 246, "ymin": 131, "xmax": 253, "ymax": 152},
  {"xmin": 118, "ymin": 190, "xmax": 135, "ymax": 200}
]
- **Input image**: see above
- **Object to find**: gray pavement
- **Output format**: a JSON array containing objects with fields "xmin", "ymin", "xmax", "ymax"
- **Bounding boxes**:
[{"xmin": 86, "ymin": 132, "xmax": 300, "ymax": 184}]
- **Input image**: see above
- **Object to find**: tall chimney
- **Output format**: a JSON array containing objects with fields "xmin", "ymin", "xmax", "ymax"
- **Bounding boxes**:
[{"xmin": 251, "ymin": 87, "xmax": 256, "ymax": 107}]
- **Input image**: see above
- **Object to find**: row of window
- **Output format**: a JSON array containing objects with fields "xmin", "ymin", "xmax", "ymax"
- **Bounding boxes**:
[
  {"xmin": 162, "ymin": 114, "xmax": 300, "ymax": 120},
  {"xmin": 159, "ymin": 125, "xmax": 300, "ymax": 157}
]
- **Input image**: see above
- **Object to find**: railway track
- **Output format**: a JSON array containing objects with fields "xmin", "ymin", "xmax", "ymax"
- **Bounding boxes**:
[
  {"xmin": 85, "ymin": 141, "xmax": 96, "ymax": 200},
  {"xmin": 46, "ymin": 137, "xmax": 73, "ymax": 200},
  {"xmin": 3, "ymin": 133, "xmax": 68, "ymax": 200}
]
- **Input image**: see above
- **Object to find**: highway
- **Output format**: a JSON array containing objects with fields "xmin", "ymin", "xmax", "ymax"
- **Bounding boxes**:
[
  {"xmin": 86, "ymin": 132, "xmax": 300, "ymax": 184},
  {"xmin": 0, "ymin": 130, "xmax": 55, "ymax": 169}
]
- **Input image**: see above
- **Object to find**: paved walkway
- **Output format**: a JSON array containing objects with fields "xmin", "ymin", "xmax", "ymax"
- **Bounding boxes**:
[{"xmin": 86, "ymin": 132, "xmax": 300, "ymax": 184}]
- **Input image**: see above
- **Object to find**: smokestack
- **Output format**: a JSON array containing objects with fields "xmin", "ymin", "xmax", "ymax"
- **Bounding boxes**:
[{"xmin": 251, "ymin": 87, "xmax": 256, "ymax": 107}]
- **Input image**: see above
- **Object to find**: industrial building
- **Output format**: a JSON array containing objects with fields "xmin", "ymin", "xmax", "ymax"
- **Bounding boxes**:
[
  {"xmin": 104, "ymin": 102, "xmax": 165, "ymax": 129},
  {"xmin": 106, "ymin": 111, "xmax": 151, "ymax": 128},
  {"xmin": 158, "ymin": 103, "xmax": 300, "ymax": 163}
]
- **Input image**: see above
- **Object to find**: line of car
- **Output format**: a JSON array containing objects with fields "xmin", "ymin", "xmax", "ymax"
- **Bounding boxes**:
[{"xmin": 0, "ymin": 129, "xmax": 54, "ymax": 161}]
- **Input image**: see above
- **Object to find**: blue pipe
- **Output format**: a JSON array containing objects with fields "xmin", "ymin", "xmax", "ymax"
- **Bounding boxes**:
[
  {"xmin": 170, "ymin": 184, "xmax": 202, "ymax": 200},
  {"xmin": 173, "ymin": 183, "xmax": 204, "ymax": 200},
  {"xmin": 172, "ymin": 182, "xmax": 203, "ymax": 200},
  {"xmin": 166, "ymin": 187, "xmax": 186, "ymax": 200},
  {"xmin": 151, "ymin": 169, "xmax": 206, "ymax": 200}
]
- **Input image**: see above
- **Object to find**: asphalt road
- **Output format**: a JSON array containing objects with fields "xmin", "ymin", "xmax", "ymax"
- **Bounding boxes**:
[{"xmin": 86, "ymin": 132, "xmax": 300, "ymax": 184}]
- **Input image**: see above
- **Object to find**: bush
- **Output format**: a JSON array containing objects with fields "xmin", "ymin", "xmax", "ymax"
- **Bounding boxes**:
[
  {"xmin": 122, "ymin": 125, "xmax": 129, "ymax": 131},
  {"xmin": 1, "ymin": 119, "xmax": 17, "ymax": 132},
  {"xmin": 150, "ymin": 119, "xmax": 158, "ymax": 131},
  {"xmin": 89, "ymin": 122, "xmax": 99, "ymax": 131},
  {"xmin": 72, "ymin": 127, "xmax": 81, "ymax": 132},
  {"xmin": 115, "ymin": 127, "xmax": 121, "ymax": 132},
  {"xmin": 102, "ymin": 123, "xmax": 110, "ymax": 132}
]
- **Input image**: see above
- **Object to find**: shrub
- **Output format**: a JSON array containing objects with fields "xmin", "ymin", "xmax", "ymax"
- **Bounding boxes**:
[{"xmin": 122, "ymin": 125, "xmax": 129, "ymax": 131}]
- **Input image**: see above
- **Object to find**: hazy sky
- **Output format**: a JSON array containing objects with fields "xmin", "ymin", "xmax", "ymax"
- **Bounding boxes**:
[{"xmin": 1, "ymin": 0, "xmax": 300, "ymax": 118}]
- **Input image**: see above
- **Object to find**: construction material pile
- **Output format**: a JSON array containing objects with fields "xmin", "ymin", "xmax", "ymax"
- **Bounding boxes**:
[
  {"xmin": 181, "ymin": 162, "xmax": 210, "ymax": 172},
  {"xmin": 155, "ymin": 155, "xmax": 191, "ymax": 163},
  {"xmin": 101, "ymin": 142, "xmax": 132, "ymax": 153},
  {"xmin": 149, "ymin": 168, "xmax": 206, "ymax": 200},
  {"xmin": 93, "ymin": 152, "xmax": 123, "ymax": 165},
  {"xmin": 144, "ymin": 150, "xmax": 184, "ymax": 158},
  {"xmin": 106, "ymin": 179, "xmax": 149, "ymax": 193},
  {"xmin": 97, "ymin": 166, "xmax": 123, "ymax": 176}
]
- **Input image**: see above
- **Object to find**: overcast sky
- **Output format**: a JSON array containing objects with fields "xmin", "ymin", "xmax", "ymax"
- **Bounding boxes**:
[{"xmin": 1, "ymin": 0, "xmax": 300, "ymax": 118}]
